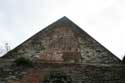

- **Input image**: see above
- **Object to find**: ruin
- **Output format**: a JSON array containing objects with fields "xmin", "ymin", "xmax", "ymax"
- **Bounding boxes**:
[{"xmin": 0, "ymin": 16, "xmax": 125, "ymax": 83}]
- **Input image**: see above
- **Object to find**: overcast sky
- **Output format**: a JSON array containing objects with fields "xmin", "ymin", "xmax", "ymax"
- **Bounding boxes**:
[{"xmin": 0, "ymin": 0, "xmax": 125, "ymax": 59}]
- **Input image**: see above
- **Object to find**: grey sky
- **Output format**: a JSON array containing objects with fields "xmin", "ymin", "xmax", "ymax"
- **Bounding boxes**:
[{"xmin": 0, "ymin": 0, "xmax": 125, "ymax": 59}]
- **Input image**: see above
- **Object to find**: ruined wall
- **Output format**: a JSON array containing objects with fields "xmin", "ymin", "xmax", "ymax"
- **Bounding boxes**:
[
  {"xmin": 2, "ymin": 16, "xmax": 121, "ymax": 64},
  {"xmin": 0, "ymin": 62, "xmax": 124, "ymax": 83},
  {"xmin": 0, "ymin": 16, "xmax": 123, "ymax": 83},
  {"xmin": 0, "ymin": 59, "xmax": 28, "ymax": 83},
  {"xmin": 19, "ymin": 63, "xmax": 125, "ymax": 83},
  {"xmin": 2, "ymin": 25, "xmax": 120, "ymax": 64}
]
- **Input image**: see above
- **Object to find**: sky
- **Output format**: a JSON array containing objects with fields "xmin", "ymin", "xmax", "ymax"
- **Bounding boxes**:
[{"xmin": 0, "ymin": 0, "xmax": 125, "ymax": 59}]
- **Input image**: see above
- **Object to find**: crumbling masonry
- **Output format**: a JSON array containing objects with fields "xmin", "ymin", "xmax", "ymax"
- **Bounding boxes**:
[{"xmin": 0, "ymin": 17, "xmax": 125, "ymax": 83}]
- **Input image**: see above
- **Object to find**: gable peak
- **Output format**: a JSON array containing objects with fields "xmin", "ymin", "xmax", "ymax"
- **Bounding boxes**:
[{"xmin": 57, "ymin": 16, "xmax": 72, "ymax": 23}]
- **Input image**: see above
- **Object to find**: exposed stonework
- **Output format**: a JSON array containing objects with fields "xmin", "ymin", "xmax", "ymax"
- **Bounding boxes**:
[
  {"xmin": 2, "ymin": 16, "xmax": 120, "ymax": 64},
  {"xmin": 0, "ymin": 16, "xmax": 124, "ymax": 83},
  {"xmin": 0, "ymin": 59, "xmax": 29, "ymax": 83},
  {"xmin": 0, "ymin": 63, "xmax": 125, "ymax": 83}
]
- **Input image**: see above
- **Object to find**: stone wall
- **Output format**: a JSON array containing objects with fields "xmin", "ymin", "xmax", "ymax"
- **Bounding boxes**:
[
  {"xmin": 2, "ymin": 17, "xmax": 121, "ymax": 64},
  {"xmin": 0, "ymin": 59, "xmax": 30, "ymax": 83},
  {"xmin": 18, "ymin": 63, "xmax": 125, "ymax": 83},
  {"xmin": 0, "ymin": 62, "xmax": 124, "ymax": 83}
]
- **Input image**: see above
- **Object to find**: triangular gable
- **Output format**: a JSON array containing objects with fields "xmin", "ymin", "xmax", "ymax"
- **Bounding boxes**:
[{"xmin": 2, "ymin": 16, "xmax": 121, "ymax": 64}]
